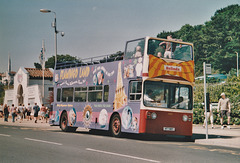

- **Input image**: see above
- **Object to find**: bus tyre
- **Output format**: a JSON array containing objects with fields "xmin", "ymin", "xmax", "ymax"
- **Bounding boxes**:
[
  {"xmin": 60, "ymin": 112, "xmax": 76, "ymax": 132},
  {"xmin": 110, "ymin": 114, "xmax": 121, "ymax": 137}
]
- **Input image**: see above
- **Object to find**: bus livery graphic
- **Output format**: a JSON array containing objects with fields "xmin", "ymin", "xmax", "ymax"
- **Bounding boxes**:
[
  {"xmin": 148, "ymin": 55, "xmax": 194, "ymax": 82},
  {"xmin": 113, "ymin": 62, "xmax": 127, "ymax": 110}
]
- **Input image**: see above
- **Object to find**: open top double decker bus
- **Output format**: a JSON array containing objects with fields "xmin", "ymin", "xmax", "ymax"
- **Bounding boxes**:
[{"xmin": 50, "ymin": 36, "xmax": 194, "ymax": 138}]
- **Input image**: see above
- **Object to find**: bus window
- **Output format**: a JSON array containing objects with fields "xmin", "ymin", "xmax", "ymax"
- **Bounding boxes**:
[
  {"xmin": 144, "ymin": 80, "xmax": 192, "ymax": 110},
  {"xmin": 74, "ymin": 87, "xmax": 87, "ymax": 102},
  {"xmin": 62, "ymin": 87, "xmax": 73, "ymax": 102},
  {"xmin": 125, "ymin": 39, "xmax": 145, "ymax": 59},
  {"xmin": 57, "ymin": 88, "xmax": 61, "ymax": 102},
  {"xmin": 147, "ymin": 39, "xmax": 193, "ymax": 61},
  {"xmin": 88, "ymin": 86, "xmax": 103, "ymax": 102},
  {"xmin": 129, "ymin": 81, "xmax": 142, "ymax": 101},
  {"xmin": 103, "ymin": 85, "xmax": 109, "ymax": 102},
  {"xmin": 174, "ymin": 86, "xmax": 190, "ymax": 110}
]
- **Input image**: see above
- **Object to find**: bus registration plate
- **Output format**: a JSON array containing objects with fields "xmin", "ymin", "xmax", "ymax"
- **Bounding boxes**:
[{"xmin": 163, "ymin": 127, "xmax": 175, "ymax": 131}]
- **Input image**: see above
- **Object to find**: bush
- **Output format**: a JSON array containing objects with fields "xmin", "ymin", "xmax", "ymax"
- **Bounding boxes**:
[
  {"xmin": 193, "ymin": 75, "xmax": 240, "ymax": 125},
  {"xmin": 193, "ymin": 105, "xmax": 240, "ymax": 125}
]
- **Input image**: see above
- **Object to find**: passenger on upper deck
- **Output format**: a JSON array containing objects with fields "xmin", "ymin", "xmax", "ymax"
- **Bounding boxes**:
[
  {"xmin": 157, "ymin": 52, "xmax": 163, "ymax": 58},
  {"xmin": 134, "ymin": 46, "xmax": 142, "ymax": 58},
  {"xmin": 159, "ymin": 35, "xmax": 182, "ymax": 59}
]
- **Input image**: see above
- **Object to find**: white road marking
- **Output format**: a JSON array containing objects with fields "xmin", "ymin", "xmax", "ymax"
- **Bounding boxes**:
[
  {"xmin": 86, "ymin": 148, "xmax": 161, "ymax": 163},
  {"xmin": 0, "ymin": 134, "xmax": 11, "ymax": 137},
  {"xmin": 24, "ymin": 138, "xmax": 62, "ymax": 146}
]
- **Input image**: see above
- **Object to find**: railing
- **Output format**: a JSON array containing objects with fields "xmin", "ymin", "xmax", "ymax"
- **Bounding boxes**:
[{"xmin": 56, "ymin": 53, "xmax": 124, "ymax": 70}]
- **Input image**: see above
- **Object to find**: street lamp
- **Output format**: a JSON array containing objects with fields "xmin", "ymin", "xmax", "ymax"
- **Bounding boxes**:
[
  {"xmin": 236, "ymin": 52, "xmax": 239, "ymax": 77},
  {"xmin": 40, "ymin": 9, "xmax": 64, "ymax": 69}
]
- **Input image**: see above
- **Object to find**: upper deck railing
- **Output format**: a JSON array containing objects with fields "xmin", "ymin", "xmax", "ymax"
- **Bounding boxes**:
[{"xmin": 56, "ymin": 52, "xmax": 124, "ymax": 70}]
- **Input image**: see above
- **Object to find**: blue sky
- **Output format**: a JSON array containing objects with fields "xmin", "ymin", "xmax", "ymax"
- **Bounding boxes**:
[{"xmin": 0, "ymin": 0, "xmax": 239, "ymax": 72}]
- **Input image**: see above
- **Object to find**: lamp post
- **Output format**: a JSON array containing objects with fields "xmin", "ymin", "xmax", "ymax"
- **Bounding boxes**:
[
  {"xmin": 40, "ymin": 9, "xmax": 64, "ymax": 69},
  {"xmin": 236, "ymin": 52, "xmax": 239, "ymax": 77}
]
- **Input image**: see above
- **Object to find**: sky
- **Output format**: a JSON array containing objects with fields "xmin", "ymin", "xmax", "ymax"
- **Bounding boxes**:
[{"xmin": 0, "ymin": 0, "xmax": 239, "ymax": 72}]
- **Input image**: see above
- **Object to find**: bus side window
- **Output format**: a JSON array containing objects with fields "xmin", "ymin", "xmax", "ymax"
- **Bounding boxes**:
[
  {"xmin": 62, "ymin": 87, "xmax": 73, "ymax": 102},
  {"xmin": 103, "ymin": 85, "xmax": 109, "ymax": 102},
  {"xmin": 88, "ymin": 86, "xmax": 103, "ymax": 102},
  {"xmin": 129, "ymin": 81, "xmax": 142, "ymax": 101},
  {"xmin": 74, "ymin": 87, "xmax": 87, "ymax": 102},
  {"xmin": 57, "ymin": 88, "xmax": 61, "ymax": 102}
]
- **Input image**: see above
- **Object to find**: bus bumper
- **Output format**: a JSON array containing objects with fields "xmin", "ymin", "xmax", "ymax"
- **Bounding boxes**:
[{"xmin": 139, "ymin": 109, "xmax": 192, "ymax": 136}]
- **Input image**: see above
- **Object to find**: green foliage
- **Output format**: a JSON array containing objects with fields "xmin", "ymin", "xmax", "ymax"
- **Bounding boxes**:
[
  {"xmin": 157, "ymin": 4, "xmax": 240, "ymax": 76},
  {"xmin": 34, "ymin": 62, "xmax": 42, "ymax": 69},
  {"xmin": 34, "ymin": 54, "xmax": 81, "ymax": 69},
  {"xmin": 193, "ymin": 75, "xmax": 240, "ymax": 125}
]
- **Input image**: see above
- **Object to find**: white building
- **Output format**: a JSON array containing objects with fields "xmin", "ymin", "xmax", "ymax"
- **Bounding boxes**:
[{"xmin": 4, "ymin": 67, "xmax": 54, "ymax": 107}]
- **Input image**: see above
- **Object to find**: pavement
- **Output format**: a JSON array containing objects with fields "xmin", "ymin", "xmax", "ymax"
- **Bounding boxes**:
[
  {"xmin": 0, "ymin": 117, "xmax": 239, "ymax": 149},
  {"xmin": 193, "ymin": 124, "xmax": 240, "ymax": 149}
]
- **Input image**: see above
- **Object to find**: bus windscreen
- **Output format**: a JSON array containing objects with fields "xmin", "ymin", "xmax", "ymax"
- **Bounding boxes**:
[{"xmin": 144, "ymin": 80, "xmax": 192, "ymax": 110}]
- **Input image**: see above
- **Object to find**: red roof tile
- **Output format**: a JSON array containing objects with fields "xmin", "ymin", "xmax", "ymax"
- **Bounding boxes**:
[{"xmin": 25, "ymin": 68, "xmax": 53, "ymax": 79}]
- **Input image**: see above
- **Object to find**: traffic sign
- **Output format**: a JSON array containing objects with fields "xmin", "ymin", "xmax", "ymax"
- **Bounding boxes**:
[{"xmin": 206, "ymin": 64, "xmax": 211, "ymax": 74}]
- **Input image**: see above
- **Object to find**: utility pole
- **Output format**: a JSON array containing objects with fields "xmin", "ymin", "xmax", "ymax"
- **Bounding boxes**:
[
  {"xmin": 203, "ymin": 62, "xmax": 211, "ymax": 139},
  {"xmin": 236, "ymin": 52, "xmax": 239, "ymax": 77},
  {"xmin": 203, "ymin": 62, "xmax": 208, "ymax": 139}
]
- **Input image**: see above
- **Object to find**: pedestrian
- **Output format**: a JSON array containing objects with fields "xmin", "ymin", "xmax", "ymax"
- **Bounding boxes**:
[
  {"xmin": 33, "ymin": 103, "xmax": 40, "ymax": 123},
  {"xmin": 0, "ymin": 104, "xmax": 3, "ymax": 118},
  {"xmin": 10, "ymin": 104, "xmax": 16, "ymax": 122},
  {"xmin": 17, "ymin": 104, "xmax": 24, "ymax": 123},
  {"xmin": 3, "ymin": 104, "xmax": 9, "ymax": 122},
  {"xmin": 217, "ymin": 93, "xmax": 231, "ymax": 129},
  {"xmin": 203, "ymin": 105, "xmax": 214, "ymax": 129},
  {"xmin": 40, "ymin": 104, "xmax": 46, "ymax": 123},
  {"xmin": 45, "ymin": 107, "xmax": 49, "ymax": 123},
  {"xmin": 22, "ymin": 104, "xmax": 26, "ymax": 119},
  {"xmin": 26, "ymin": 103, "xmax": 32, "ymax": 121}
]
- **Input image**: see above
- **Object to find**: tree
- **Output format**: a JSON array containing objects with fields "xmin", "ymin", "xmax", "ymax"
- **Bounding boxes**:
[
  {"xmin": 34, "ymin": 54, "xmax": 81, "ymax": 69},
  {"xmin": 156, "ymin": 4, "xmax": 240, "ymax": 76}
]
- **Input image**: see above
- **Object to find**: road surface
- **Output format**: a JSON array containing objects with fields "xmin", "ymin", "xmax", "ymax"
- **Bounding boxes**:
[{"xmin": 0, "ymin": 125, "xmax": 239, "ymax": 163}]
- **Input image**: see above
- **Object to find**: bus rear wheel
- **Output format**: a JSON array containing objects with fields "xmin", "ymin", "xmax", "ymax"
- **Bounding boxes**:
[
  {"xmin": 110, "ymin": 114, "xmax": 121, "ymax": 137},
  {"xmin": 60, "ymin": 112, "xmax": 77, "ymax": 132}
]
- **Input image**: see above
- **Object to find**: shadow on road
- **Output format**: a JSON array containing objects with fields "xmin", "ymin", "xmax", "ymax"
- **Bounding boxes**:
[
  {"xmin": 52, "ymin": 129, "xmax": 198, "ymax": 142},
  {"xmin": 192, "ymin": 133, "xmax": 233, "ymax": 140}
]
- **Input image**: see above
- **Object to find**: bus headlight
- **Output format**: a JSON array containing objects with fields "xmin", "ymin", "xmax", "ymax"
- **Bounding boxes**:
[
  {"xmin": 151, "ymin": 112, "xmax": 157, "ymax": 120},
  {"xmin": 182, "ymin": 115, "xmax": 188, "ymax": 122}
]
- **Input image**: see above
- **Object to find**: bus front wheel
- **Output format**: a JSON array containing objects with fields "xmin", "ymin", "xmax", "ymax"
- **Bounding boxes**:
[{"xmin": 110, "ymin": 114, "xmax": 121, "ymax": 137}]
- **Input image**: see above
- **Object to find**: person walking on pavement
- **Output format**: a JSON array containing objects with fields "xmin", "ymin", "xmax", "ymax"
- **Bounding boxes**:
[
  {"xmin": 203, "ymin": 105, "xmax": 214, "ymax": 129},
  {"xmin": 218, "ymin": 93, "xmax": 231, "ymax": 129},
  {"xmin": 22, "ymin": 104, "xmax": 26, "ymax": 119},
  {"xmin": 40, "ymin": 104, "xmax": 46, "ymax": 123},
  {"xmin": 33, "ymin": 103, "xmax": 40, "ymax": 123},
  {"xmin": 3, "ymin": 104, "xmax": 9, "ymax": 122},
  {"xmin": 26, "ymin": 103, "xmax": 32, "ymax": 121},
  {"xmin": 17, "ymin": 104, "xmax": 24, "ymax": 123},
  {"xmin": 10, "ymin": 104, "xmax": 16, "ymax": 123}
]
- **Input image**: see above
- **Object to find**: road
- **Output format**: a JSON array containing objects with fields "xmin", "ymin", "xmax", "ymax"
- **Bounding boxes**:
[{"xmin": 0, "ymin": 124, "xmax": 239, "ymax": 163}]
